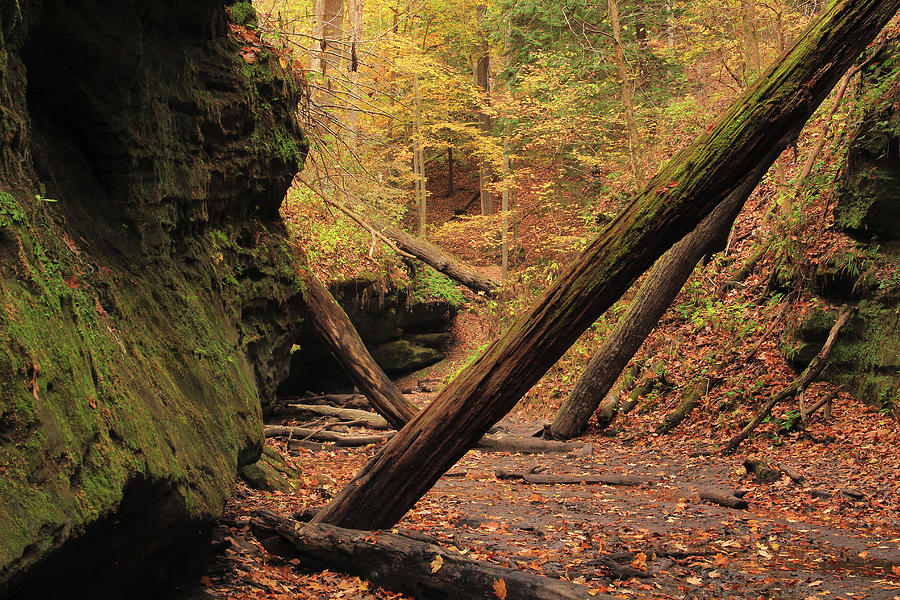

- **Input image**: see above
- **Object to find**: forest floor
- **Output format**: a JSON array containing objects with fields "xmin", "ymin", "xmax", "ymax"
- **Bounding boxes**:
[
  {"xmin": 173, "ymin": 382, "xmax": 900, "ymax": 600},
  {"xmin": 173, "ymin": 158, "xmax": 900, "ymax": 599}
]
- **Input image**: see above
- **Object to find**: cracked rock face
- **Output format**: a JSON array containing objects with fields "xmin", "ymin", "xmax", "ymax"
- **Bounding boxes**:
[{"xmin": 0, "ymin": 1, "xmax": 307, "ymax": 597}]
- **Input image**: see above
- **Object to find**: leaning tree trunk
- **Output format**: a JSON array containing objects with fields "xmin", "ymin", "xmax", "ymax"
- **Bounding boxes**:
[
  {"xmin": 550, "ymin": 167, "xmax": 764, "ymax": 439},
  {"xmin": 299, "ymin": 268, "xmax": 417, "ymax": 430},
  {"xmin": 322, "ymin": 195, "xmax": 500, "ymax": 294},
  {"xmin": 312, "ymin": 0, "xmax": 900, "ymax": 530}
]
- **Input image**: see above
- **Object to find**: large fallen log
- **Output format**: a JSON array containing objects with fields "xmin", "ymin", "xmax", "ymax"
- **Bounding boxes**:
[
  {"xmin": 265, "ymin": 425, "xmax": 396, "ymax": 446},
  {"xmin": 475, "ymin": 435, "xmax": 581, "ymax": 454},
  {"xmin": 495, "ymin": 469, "xmax": 645, "ymax": 486},
  {"xmin": 250, "ymin": 509, "xmax": 601, "ymax": 600},
  {"xmin": 285, "ymin": 404, "xmax": 389, "ymax": 430},
  {"xmin": 299, "ymin": 269, "xmax": 417, "ymax": 430},
  {"xmin": 312, "ymin": 2, "xmax": 900, "ymax": 530}
]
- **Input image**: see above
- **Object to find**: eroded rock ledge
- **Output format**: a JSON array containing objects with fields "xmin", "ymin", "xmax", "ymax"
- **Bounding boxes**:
[{"xmin": 0, "ymin": 1, "xmax": 307, "ymax": 597}]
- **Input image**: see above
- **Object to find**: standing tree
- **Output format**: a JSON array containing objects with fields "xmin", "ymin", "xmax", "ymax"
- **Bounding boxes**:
[{"xmin": 608, "ymin": 0, "xmax": 646, "ymax": 189}]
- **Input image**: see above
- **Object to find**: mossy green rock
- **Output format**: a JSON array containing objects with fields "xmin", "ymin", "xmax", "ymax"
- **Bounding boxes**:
[
  {"xmin": 0, "ymin": 0, "xmax": 307, "ymax": 597},
  {"xmin": 786, "ymin": 45, "xmax": 900, "ymax": 416},
  {"xmin": 239, "ymin": 446, "xmax": 300, "ymax": 493},
  {"xmin": 835, "ymin": 42, "xmax": 900, "ymax": 251},
  {"xmin": 282, "ymin": 278, "xmax": 456, "ymax": 393}
]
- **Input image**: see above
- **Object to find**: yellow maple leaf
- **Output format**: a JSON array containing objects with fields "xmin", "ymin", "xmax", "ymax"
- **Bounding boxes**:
[{"xmin": 430, "ymin": 554, "xmax": 444, "ymax": 573}]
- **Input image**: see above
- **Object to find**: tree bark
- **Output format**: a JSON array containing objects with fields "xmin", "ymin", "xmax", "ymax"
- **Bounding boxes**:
[
  {"xmin": 475, "ymin": 34, "xmax": 494, "ymax": 215},
  {"xmin": 551, "ymin": 170, "xmax": 763, "ymax": 439},
  {"xmin": 251, "ymin": 510, "xmax": 600, "ymax": 600},
  {"xmin": 313, "ymin": 0, "xmax": 899, "ymax": 530},
  {"xmin": 608, "ymin": 0, "xmax": 646, "ymax": 190},
  {"xmin": 299, "ymin": 268, "xmax": 417, "ymax": 430}
]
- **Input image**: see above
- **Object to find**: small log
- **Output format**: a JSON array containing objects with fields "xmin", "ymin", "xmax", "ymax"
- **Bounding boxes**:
[
  {"xmin": 657, "ymin": 381, "xmax": 703, "ymax": 434},
  {"xmin": 722, "ymin": 306, "xmax": 853, "ymax": 455},
  {"xmin": 620, "ymin": 365, "xmax": 662, "ymax": 414},
  {"xmin": 286, "ymin": 404, "xmax": 390, "ymax": 430},
  {"xmin": 250, "ymin": 509, "xmax": 599, "ymax": 600},
  {"xmin": 743, "ymin": 456, "xmax": 781, "ymax": 483},
  {"xmin": 476, "ymin": 435, "xmax": 581, "ymax": 454},
  {"xmin": 770, "ymin": 460, "xmax": 807, "ymax": 485},
  {"xmin": 586, "ymin": 555, "xmax": 649, "ymax": 580},
  {"xmin": 334, "ymin": 433, "xmax": 397, "ymax": 447},
  {"xmin": 266, "ymin": 425, "xmax": 396, "ymax": 446},
  {"xmin": 697, "ymin": 487, "xmax": 749, "ymax": 510},
  {"xmin": 495, "ymin": 469, "xmax": 644, "ymax": 486},
  {"xmin": 801, "ymin": 385, "xmax": 843, "ymax": 424}
]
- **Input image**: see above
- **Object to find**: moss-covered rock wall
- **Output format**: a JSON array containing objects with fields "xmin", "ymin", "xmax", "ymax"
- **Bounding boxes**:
[
  {"xmin": 0, "ymin": 0, "xmax": 308, "ymax": 596},
  {"xmin": 281, "ymin": 277, "xmax": 457, "ymax": 394},
  {"xmin": 787, "ymin": 44, "xmax": 899, "ymax": 414}
]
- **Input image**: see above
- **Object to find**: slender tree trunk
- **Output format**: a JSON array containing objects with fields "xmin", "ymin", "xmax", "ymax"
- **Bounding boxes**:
[
  {"xmin": 310, "ymin": 0, "xmax": 325, "ymax": 74},
  {"xmin": 666, "ymin": 0, "xmax": 675, "ymax": 52},
  {"xmin": 346, "ymin": 0, "xmax": 364, "ymax": 143},
  {"xmin": 501, "ymin": 137, "xmax": 510, "ymax": 285},
  {"xmin": 312, "ymin": 0, "xmax": 900, "ymax": 530},
  {"xmin": 551, "ymin": 169, "xmax": 764, "ymax": 439},
  {"xmin": 741, "ymin": 0, "xmax": 762, "ymax": 81},
  {"xmin": 298, "ymin": 268, "xmax": 417, "ymax": 430},
  {"xmin": 413, "ymin": 76, "xmax": 426, "ymax": 237},
  {"xmin": 446, "ymin": 147, "xmax": 454, "ymax": 197},
  {"xmin": 323, "ymin": 0, "xmax": 345, "ymax": 77},
  {"xmin": 607, "ymin": 0, "xmax": 646, "ymax": 190},
  {"xmin": 475, "ymin": 41, "xmax": 494, "ymax": 215}
]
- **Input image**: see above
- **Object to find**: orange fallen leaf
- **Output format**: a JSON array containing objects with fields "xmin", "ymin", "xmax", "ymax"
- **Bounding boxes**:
[{"xmin": 493, "ymin": 578, "xmax": 507, "ymax": 600}]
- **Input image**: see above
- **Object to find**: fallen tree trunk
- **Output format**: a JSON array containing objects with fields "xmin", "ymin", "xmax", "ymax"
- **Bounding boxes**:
[
  {"xmin": 495, "ymin": 469, "xmax": 645, "ymax": 486},
  {"xmin": 265, "ymin": 425, "xmax": 396, "ymax": 446},
  {"xmin": 619, "ymin": 364, "xmax": 663, "ymax": 414},
  {"xmin": 552, "ymin": 170, "xmax": 763, "ymax": 439},
  {"xmin": 299, "ymin": 269, "xmax": 417, "ymax": 430},
  {"xmin": 285, "ymin": 404, "xmax": 389, "ymax": 430},
  {"xmin": 324, "ymin": 197, "xmax": 500, "ymax": 295},
  {"xmin": 250, "ymin": 509, "xmax": 599, "ymax": 600},
  {"xmin": 721, "ymin": 306, "xmax": 853, "ymax": 455},
  {"xmin": 475, "ymin": 434, "xmax": 581, "ymax": 454},
  {"xmin": 313, "ymin": 3, "xmax": 899, "ymax": 530}
]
